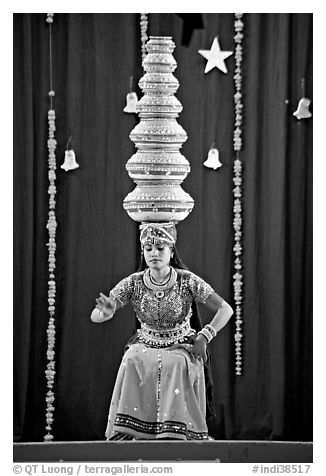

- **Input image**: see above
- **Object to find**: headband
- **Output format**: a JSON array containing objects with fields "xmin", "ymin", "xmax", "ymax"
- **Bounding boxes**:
[{"xmin": 139, "ymin": 222, "xmax": 177, "ymax": 248}]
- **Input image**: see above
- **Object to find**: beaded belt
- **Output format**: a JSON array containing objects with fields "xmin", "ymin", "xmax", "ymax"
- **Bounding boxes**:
[{"xmin": 137, "ymin": 318, "xmax": 195, "ymax": 348}]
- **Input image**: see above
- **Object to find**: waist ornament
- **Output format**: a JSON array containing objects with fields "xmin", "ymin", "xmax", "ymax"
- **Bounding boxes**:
[{"xmin": 137, "ymin": 317, "xmax": 195, "ymax": 348}]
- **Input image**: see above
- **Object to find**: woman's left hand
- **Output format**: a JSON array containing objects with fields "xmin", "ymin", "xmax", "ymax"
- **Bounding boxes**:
[{"xmin": 191, "ymin": 334, "xmax": 208, "ymax": 362}]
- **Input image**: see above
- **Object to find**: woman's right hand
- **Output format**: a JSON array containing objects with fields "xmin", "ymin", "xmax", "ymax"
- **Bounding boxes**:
[{"xmin": 95, "ymin": 293, "xmax": 116, "ymax": 317}]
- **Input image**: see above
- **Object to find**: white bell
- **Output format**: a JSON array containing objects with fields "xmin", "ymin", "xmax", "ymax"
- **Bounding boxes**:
[
  {"xmin": 123, "ymin": 92, "xmax": 138, "ymax": 113},
  {"xmin": 293, "ymin": 98, "xmax": 312, "ymax": 120},
  {"xmin": 61, "ymin": 149, "xmax": 79, "ymax": 171},
  {"xmin": 204, "ymin": 146, "xmax": 222, "ymax": 170}
]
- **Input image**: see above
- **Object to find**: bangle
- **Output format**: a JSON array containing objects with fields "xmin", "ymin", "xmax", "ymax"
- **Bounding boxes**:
[
  {"xmin": 205, "ymin": 324, "xmax": 217, "ymax": 338},
  {"xmin": 198, "ymin": 324, "xmax": 217, "ymax": 344},
  {"xmin": 198, "ymin": 328, "xmax": 212, "ymax": 343}
]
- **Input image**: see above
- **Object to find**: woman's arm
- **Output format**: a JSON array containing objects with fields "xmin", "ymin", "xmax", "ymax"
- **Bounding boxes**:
[
  {"xmin": 202, "ymin": 292, "xmax": 234, "ymax": 334},
  {"xmin": 90, "ymin": 294, "xmax": 122, "ymax": 323},
  {"xmin": 91, "ymin": 274, "xmax": 135, "ymax": 323},
  {"xmin": 192, "ymin": 292, "xmax": 233, "ymax": 360}
]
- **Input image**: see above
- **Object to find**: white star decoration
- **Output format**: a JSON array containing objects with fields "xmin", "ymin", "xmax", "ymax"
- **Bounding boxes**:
[{"xmin": 198, "ymin": 37, "xmax": 233, "ymax": 74}]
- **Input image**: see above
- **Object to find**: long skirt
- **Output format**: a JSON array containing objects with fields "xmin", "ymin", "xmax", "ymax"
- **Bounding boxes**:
[{"xmin": 105, "ymin": 342, "xmax": 209, "ymax": 440}]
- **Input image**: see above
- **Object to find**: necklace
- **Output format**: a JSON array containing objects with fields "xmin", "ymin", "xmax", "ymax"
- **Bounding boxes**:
[
  {"xmin": 143, "ymin": 267, "xmax": 177, "ymax": 298},
  {"xmin": 149, "ymin": 268, "xmax": 172, "ymax": 287}
]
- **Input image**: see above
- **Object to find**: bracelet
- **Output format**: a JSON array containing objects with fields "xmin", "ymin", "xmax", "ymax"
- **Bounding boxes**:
[
  {"xmin": 198, "ymin": 324, "xmax": 217, "ymax": 344},
  {"xmin": 198, "ymin": 328, "xmax": 213, "ymax": 343},
  {"xmin": 205, "ymin": 324, "xmax": 217, "ymax": 338}
]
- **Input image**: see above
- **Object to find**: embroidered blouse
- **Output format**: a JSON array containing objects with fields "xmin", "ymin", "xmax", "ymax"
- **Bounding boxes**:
[{"xmin": 109, "ymin": 269, "xmax": 217, "ymax": 347}]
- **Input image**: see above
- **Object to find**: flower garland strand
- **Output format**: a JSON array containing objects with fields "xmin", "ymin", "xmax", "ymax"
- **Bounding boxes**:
[
  {"xmin": 44, "ymin": 13, "xmax": 57, "ymax": 441},
  {"xmin": 233, "ymin": 13, "xmax": 244, "ymax": 376},
  {"xmin": 140, "ymin": 14, "xmax": 149, "ymax": 65}
]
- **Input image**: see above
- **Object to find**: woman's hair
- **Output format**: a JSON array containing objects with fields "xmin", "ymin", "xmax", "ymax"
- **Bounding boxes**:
[{"xmin": 136, "ymin": 244, "xmax": 219, "ymax": 437}]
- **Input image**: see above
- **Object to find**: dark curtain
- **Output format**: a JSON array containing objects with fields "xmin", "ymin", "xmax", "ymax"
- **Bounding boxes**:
[{"xmin": 13, "ymin": 13, "xmax": 312, "ymax": 442}]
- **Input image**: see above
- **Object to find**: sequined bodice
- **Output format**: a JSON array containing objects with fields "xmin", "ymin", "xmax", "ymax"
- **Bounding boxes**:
[
  {"xmin": 110, "ymin": 269, "xmax": 214, "ymax": 331},
  {"xmin": 134, "ymin": 280, "xmax": 192, "ymax": 329}
]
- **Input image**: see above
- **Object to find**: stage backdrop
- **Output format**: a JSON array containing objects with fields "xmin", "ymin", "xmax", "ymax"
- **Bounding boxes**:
[{"xmin": 13, "ymin": 13, "xmax": 312, "ymax": 442}]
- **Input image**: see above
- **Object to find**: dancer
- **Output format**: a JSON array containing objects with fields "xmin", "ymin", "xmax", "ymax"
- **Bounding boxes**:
[{"xmin": 91, "ymin": 222, "xmax": 233, "ymax": 440}]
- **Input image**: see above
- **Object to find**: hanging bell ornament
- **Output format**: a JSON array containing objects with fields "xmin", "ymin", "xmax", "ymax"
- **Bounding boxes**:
[
  {"xmin": 123, "ymin": 91, "xmax": 139, "ymax": 114},
  {"xmin": 61, "ymin": 149, "xmax": 79, "ymax": 171},
  {"xmin": 293, "ymin": 97, "xmax": 312, "ymax": 120},
  {"xmin": 204, "ymin": 144, "xmax": 222, "ymax": 170}
]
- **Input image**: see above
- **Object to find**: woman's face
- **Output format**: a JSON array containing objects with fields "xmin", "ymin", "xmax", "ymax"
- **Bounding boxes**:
[{"xmin": 143, "ymin": 243, "xmax": 172, "ymax": 271}]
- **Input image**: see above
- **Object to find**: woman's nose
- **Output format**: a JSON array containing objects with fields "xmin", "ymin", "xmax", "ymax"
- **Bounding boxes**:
[{"xmin": 151, "ymin": 249, "xmax": 159, "ymax": 256}]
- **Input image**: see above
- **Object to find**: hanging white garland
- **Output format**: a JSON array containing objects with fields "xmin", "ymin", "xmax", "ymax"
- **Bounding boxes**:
[
  {"xmin": 44, "ymin": 13, "xmax": 57, "ymax": 441},
  {"xmin": 233, "ymin": 13, "xmax": 244, "ymax": 376},
  {"xmin": 140, "ymin": 14, "xmax": 149, "ymax": 65},
  {"xmin": 123, "ymin": 14, "xmax": 148, "ymax": 114}
]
